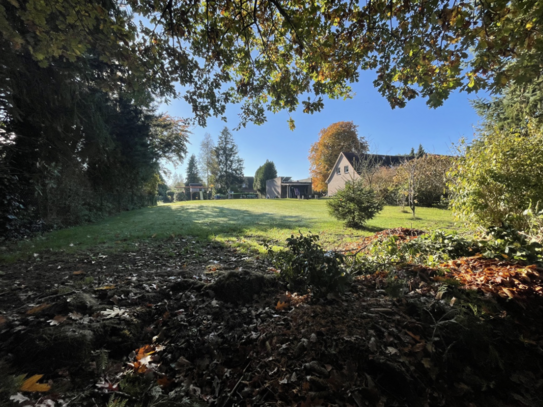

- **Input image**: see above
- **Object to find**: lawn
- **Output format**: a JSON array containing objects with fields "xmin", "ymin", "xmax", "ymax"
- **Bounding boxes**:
[{"xmin": 2, "ymin": 199, "xmax": 460, "ymax": 261}]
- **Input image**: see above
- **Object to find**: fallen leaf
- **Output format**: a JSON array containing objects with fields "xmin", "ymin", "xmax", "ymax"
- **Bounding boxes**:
[
  {"xmin": 157, "ymin": 377, "xmax": 173, "ymax": 388},
  {"xmin": 48, "ymin": 315, "xmax": 67, "ymax": 326},
  {"xmin": 26, "ymin": 304, "xmax": 51, "ymax": 315},
  {"xmin": 386, "ymin": 347, "xmax": 399, "ymax": 355},
  {"xmin": 101, "ymin": 307, "xmax": 127, "ymax": 319},
  {"xmin": 0, "ymin": 315, "xmax": 7, "ymax": 326},
  {"xmin": 10, "ymin": 393, "xmax": 29, "ymax": 403},
  {"xmin": 95, "ymin": 285, "xmax": 116, "ymax": 290},
  {"xmin": 405, "ymin": 331, "xmax": 421, "ymax": 342},
  {"xmin": 20, "ymin": 375, "xmax": 51, "ymax": 392},
  {"xmin": 136, "ymin": 345, "xmax": 156, "ymax": 361},
  {"xmin": 276, "ymin": 301, "xmax": 289, "ymax": 311},
  {"xmin": 72, "ymin": 271, "xmax": 85, "ymax": 275}
]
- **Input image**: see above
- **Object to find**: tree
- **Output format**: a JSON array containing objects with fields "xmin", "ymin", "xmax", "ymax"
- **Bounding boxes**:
[
  {"xmin": 416, "ymin": 145, "xmax": 426, "ymax": 158},
  {"xmin": 408, "ymin": 148, "xmax": 416, "ymax": 158},
  {"xmin": 309, "ymin": 122, "xmax": 369, "ymax": 193},
  {"xmin": 327, "ymin": 181, "xmax": 384, "ymax": 229},
  {"xmin": 198, "ymin": 134, "xmax": 218, "ymax": 187},
  {"xmin": 214, "ymin": 128, "xmax": 244, "ymax": 194},
  {"xmin": 254, "ymin": 161, "xmax": 278, "ymax": 196},
  {"xmin": 448, "ymin": 122, "xmax": 543, "ymax": 232},
  {"xmin": 186, "ymin": 155, "xmax": 201, "ymax": 184},
  {"xmin": 471, "ymin": 77, "xmax": 543, "ymax": 134},
  {"xmin": 394, "ymin": 155, "xmax": 454, "ymax": 215},
  {"xmin": 4, "ymin": 1, "xmax": 541, "ymax": 129},
  {"xmin": 150, "ymin": 115, "xmax": 190, "ymax": 164}
]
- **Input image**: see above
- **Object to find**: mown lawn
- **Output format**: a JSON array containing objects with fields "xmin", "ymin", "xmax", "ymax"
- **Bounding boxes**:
[{"xmin": 2, "ymin": 199, "xmax": 460, "ymax": 261}]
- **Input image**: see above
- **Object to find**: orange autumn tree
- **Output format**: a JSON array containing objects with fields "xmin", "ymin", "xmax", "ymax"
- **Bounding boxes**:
[{"xmin": 309, "ymin": 122, "xmax": 369, "ymax": 193}]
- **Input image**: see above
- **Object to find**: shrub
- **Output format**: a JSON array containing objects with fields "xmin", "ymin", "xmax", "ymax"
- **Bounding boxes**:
[
  {"xmin": 327, "ymin": 181, "xmax": 384, "ymax": 228},
  {"xmin": 165, "ymin": 190, "xmax": 175, "ymax": 203},
  {"xmin": 175, "ymin": 191, "xmax": 186, "ymax": 201},
  {"xmin": 448, "ymin": 122, "xmax": 543, "ymax": 231},
  {"xmin": 267, "ymin": 232, "xmax": 350, "ymax": 298}
]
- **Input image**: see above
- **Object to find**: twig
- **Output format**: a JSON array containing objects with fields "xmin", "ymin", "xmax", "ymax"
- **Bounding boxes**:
[
  {"xmin": 220, "ymin": 361, "xmax": 252, "ymax": 407},
  {"xmin": 38, "ymin": 290, "xmax": 76, "ymax": 302}
]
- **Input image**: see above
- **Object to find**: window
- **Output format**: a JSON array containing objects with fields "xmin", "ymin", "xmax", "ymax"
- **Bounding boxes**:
[
  {"xmin": 336, "ymin": 167, "xmax": 341, "ymax": 175},
  {"xmin": 344, "ymin": 166, "xmax": 349, "ymax": 174}
]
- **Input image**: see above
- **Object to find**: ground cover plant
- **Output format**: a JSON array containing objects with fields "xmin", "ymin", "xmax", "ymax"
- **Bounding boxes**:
[{"xmin": 0, "ymin": 200, "xmax": 458, "ymax": 263}]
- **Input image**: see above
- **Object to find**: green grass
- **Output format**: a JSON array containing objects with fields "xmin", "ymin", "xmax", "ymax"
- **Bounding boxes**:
[{"xmin": 1, "ymin": 199, "xmax": 461, "ymax": 262}]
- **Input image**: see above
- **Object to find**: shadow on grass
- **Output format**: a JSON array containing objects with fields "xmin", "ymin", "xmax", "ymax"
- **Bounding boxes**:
[
  {"xmin": 2, "ymin": 204, "xmax": 319, "ymax": 261},
  {"xmin": 359, "ymin": 224, "xmax": 387, "ymax": 233}
]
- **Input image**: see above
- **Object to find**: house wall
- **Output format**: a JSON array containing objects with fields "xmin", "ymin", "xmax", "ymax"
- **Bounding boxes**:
[
  {"xmin": 327, "ymin": 155, "xmax": 360, "ymax": 196},
  {"xmin": 266, "ymin": 177, "xmax": 282, "ymax": 198}
]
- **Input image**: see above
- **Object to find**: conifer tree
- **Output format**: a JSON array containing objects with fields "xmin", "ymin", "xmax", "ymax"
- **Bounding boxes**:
[
  {"xmin": 186, "ymin": 155, "xmax": 201, "ymax": 184},
  {"xmin": 214, "ymin": 128, "xmax": 244, "ymax": 194},
  {"xmin": 416, "ymin": 144, "xmax": 426, "ymax": 158}
]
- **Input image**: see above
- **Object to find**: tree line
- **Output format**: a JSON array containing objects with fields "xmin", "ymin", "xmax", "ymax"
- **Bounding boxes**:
[
  {"xmin": 1, "ymin": 0, "xmax": 541, "ymax": 236},
  {"xmin": 158, "ymin": 128, "xmax": 277, "ymax": 202}
]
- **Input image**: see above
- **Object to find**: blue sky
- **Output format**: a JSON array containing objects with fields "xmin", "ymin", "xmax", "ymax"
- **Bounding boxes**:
[{"xmin": 160, "ymin": 70, "xmax": 484, "ymax": 183}]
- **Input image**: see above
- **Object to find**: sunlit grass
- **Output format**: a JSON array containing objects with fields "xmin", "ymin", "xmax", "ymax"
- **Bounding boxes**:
[{"xmin": 2, "ymin": 199, "xmax": 461, "ymax": 262}]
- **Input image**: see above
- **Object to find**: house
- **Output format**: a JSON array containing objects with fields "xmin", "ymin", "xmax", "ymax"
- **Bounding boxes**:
[
  {"xmin": 326, "ymin": 152, "xmax": 409, "ymax": 196},
  {"xmin": 266, "ymin": 177, "xmax": 313, "ymax": 199}
]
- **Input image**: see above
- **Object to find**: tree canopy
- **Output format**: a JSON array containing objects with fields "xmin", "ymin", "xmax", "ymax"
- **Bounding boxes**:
[
  {"xmin": 3, "ymin": 0, "xmax": 542, "ymax": 128},
  {"xmin": 254, "ymin": 161, "xmax": 278, "ymax": 195},
  {"xmin": 309, "ymin": 122, "xmax": 368, "ymax": 193}
]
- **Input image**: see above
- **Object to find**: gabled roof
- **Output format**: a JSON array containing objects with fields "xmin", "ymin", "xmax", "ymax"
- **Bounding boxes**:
[
  {"xmin": 326, "ymin": 152, "xmax": 412, "ymax": 184},
  {"xmin": 343, "ymin": 152, "xmax": 409, "ymax": 169}
]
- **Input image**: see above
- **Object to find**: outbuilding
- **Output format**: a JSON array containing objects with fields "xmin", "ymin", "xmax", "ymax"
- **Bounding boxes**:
[{"xmin": 266, "ymin": 177, "xmax": 313, "ymax": 199}]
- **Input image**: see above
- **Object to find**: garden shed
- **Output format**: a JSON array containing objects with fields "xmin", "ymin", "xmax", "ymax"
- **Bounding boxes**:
[{"xmin": 266, "ymin": 177, "xmax": 313, "ymax": 199}]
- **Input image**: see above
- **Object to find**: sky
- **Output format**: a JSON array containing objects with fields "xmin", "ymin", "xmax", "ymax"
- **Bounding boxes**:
[{"xmin": 160, "ymin": 70, "xmax": 485, "ymax": 183}]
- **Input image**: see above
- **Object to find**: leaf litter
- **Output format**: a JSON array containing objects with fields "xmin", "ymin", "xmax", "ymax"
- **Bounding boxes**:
[{"xmin": 0, "ymin": 233, "xmax": 541, "ymax": 406}]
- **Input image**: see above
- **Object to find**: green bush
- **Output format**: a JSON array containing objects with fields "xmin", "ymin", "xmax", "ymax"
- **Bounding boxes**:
[
  {"xmin": 448, "ymin": 122, "xmax": 543, "ymax": 231},
  {"xmin": 165, "ymin": 190, "xmax": 175, "ymax": 203},
  {"xmin": 267, "ymin": 232, "xmax": 350, "ymax": 298},
  {"xmin": 175, "ymin": 191, "xmax": 186, "ymax": 201},
  {"xmin": 327, "ymin": 182, "xmax": 384, "ymax": 228}
]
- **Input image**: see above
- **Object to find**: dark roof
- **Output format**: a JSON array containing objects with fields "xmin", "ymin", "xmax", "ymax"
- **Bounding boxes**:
[{"xmin": 342, "ymin": 152, "xmax": 411, "ymax": 172}]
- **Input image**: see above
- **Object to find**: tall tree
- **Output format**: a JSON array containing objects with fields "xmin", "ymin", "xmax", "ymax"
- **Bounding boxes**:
[
  {"xmin": 214, "ymin": 128, "xmax": 244, "ymax": 194},
  {"xmin": 198, "ymin": 133, "xmax": 218, "ymax": 187},
  {"xmin": 471, "ymin": 78, "xmax": 543, "ymax": 133},
  {"xmin": 309, "ymin": 122, "xmax": 369, "ymax": 193},
  {"xmin": 186, "ymin": 155, "xmax": 201, "ymax": 184},
  {"xmin": 416, "ymin": 145, "xmax": 426, "ymax": 158},
  {"xmin": 254, "ymin": 161, "xmax": 278, "ymax": 196}
]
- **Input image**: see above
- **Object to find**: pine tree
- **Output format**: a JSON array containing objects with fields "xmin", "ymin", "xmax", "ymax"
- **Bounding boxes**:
[
  {"xmin": 214, "ymin": 128, "xmax": 244, "ymax": 194},
  {"xmin": 186, "ymin": 154, "xmax": 201, "ymax": 184},
  {"xmin": 416, "ymin": 144, "xmax": 426, "ymax": 158},
  {"xmin": 408, "ymin": 147, "xmax": 415, "ymax": 158}
]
